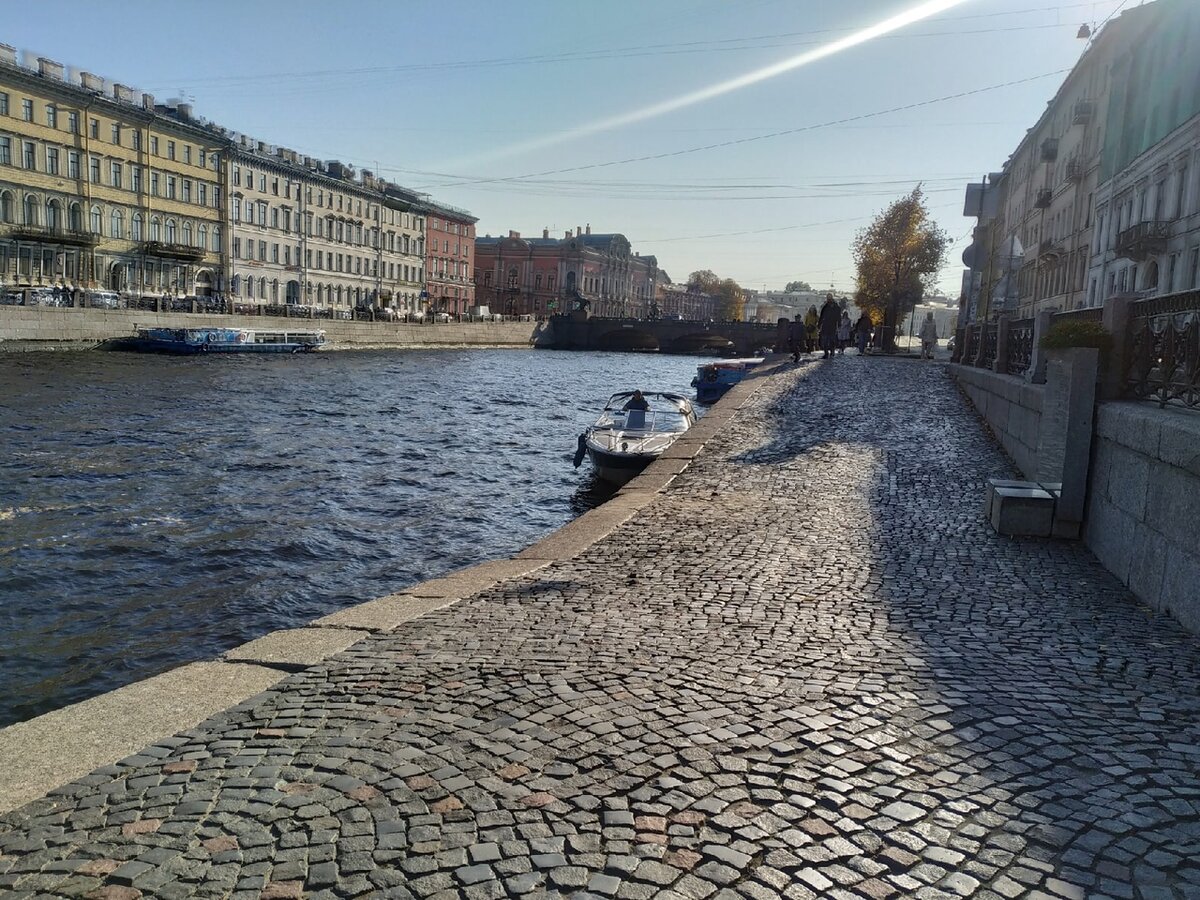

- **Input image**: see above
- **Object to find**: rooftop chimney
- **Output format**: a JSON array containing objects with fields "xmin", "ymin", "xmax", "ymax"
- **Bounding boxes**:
[
  {"xmin": 37, "ymin": 57, "xmax": 64, "ymax": 80},
  {"xmin": 585, "ymin": 223, "xmax": 591, "ymax": 235},
  {"xmin": 113, "ymin": 83, "xmax": 135, "ymax": 103},
  {"xmin": 0, "ymin": 45, "xmax": 15, "ymax": 66},
  {"xmin": 542, "ymin": 228, "xmax": 549, "ymax": 239},
  {"xmin": 577, "ymin": 225, "xmax": 583, "ymax": 237},
  {"xmin": 80, "ymin": 71, "xmax": 103, "ymax": 91},
  {"xmin": 177, "ymin": 102, "xmax": 193, "ymax": 121},
  {"xmin": 508, "ymin": 230, "xmax": 521, "ymax": 239},
  {"xmin": 142, "ymin": 92, "xmax": 155, "ymax": 110}
]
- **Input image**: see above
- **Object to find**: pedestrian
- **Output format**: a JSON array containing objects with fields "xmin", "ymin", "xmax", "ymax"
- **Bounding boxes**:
[
  {"xmin": 919, "ymin": 311, "xmax": 939, "ymax": 360},
  {"xmin": 803, "ymin": 306, "xmax": 819, "ymax": 353},
  {"xmin": 787, "ymin": 315, "xmax": 806, "ymax": 363},
  {"xmin": 836, "ymin": 310, "xmax": 852, "ymax": 355},
  {"xmin": 818, "ymin": 294, "xmax": 840, "ymax": 359},
  {"xmin": 854, "ymin": 311, "xmax": 872, "ymax": 355}
]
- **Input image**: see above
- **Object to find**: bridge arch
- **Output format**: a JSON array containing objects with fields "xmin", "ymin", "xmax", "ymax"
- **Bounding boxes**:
[
  {"xmin": 595, "ymin": 326, "xmax": 659, "ymax": 352},
  {"xmin": 664, "ymin": 331, "xmax": 737, "ymax": 355}
]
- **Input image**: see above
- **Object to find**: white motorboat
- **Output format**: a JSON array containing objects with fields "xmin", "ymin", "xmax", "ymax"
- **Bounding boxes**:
[{"xmin": 573, "ymin": 391, "xmax": 697, "ymax": 485}]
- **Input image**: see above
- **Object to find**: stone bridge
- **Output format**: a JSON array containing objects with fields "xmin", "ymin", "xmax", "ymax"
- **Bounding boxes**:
[{"xmin": 542, "ymin": 314, "xmax": 780, "ymax": 355}]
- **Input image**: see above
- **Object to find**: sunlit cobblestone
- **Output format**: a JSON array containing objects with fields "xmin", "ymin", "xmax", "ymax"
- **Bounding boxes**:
[{"xmin": 2, "ymin": 358, "xmax": 1199, "ymax": 899}]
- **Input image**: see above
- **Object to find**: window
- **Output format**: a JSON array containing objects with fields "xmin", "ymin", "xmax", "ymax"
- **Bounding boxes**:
[
  {"xmin": 1177, "ymin": 167, "xmax": 1190, "ymax": 219},
  {"xmin": 272, "ymin": 243, "xmax": 279, "ymax": 263},
  {"xmin": 166, "ymin": 176, "xmax": 176, "ymax": 199},
  {"xmin": 232, "ymin": 237, "xmax": 241, "ymax": 258},
  {"xmin": 0, "ymin": 192, "xmax": 11, "ymax": 223},
  {"xmin": 90, "ymin": 205, "xmax": 102, "ymax": 234},
  {"xmin": 182, "ymin": 222, "xmax": 192, "ymax": 246},
  {"xmin": 182, "ymin": 180, "xmax": 191, "ymax": 203},
  {"xmin": 183, "ymin": 145, "xmax": 191, "ymax": 164},
  {"xmin": 89, "ymin": 156, "xmax": 100, "ymax": 182},
  {"xmin": 198, "ymin": 183, "xmax": 206, "ymax": 206},
  {"xmin": 89, "ymin": 118, "xmax": 98, "ymax": 139},
  {"xmin": 150, "ymin": 136, "xmax": 159, "ymax": 155},
  {"xmin": 271, "ymin": 208, "xmax": 279, "ymax": 229},
  {"xmin": 110, "ymin": 210, "xmax": 123, "ymax": 239},
  {"xmin": 23, "ymin": 194, "xmax": 37, "ymax": 225},
  {"xmin": 258, "ymin": 174, "xmax": 265, "ymax": 192},
  {"xmin": 46, "ymin": 147, "xmax": 59, "ymax": 175},
  {"xmin": 132, "ymin": 130, "xmax": 140, "ymax": 151},
  {"xmin": 150, "ymin": 172, "xmax": 159, "ymax": 196},
  {"xmin": 68, "ymin": 202, "xmax": 80, "ymax": 231},
  {"xmin": 132, "ymin": 213, "xmax": 143, "ymax": 241},
  {"xmin": 0, "ymin": 137, "xmax": 9, "ymax": 165},
  {"xmin": 23, "ymin": 141, "xmax": 35, "ymax": 170},
  {"xmin": 22, "ymin": 99, "xmax": 33, "ymax": 121},
  {"xmin": 111, "ymin": 123, "xmax": 120, "ymax": 144},
  {"xmin": 1190, "ymin": 248, "xmax": 1200, "ymax": 289},
  {"xmin": 46, "ymin": 105, "xmax": 57, "ymax": 128},
  {"xmin": 131, "ymin": 166, "xmax": 141, "ymax": 194},
  {"xmin": 165, "ymin": 219, "xmax": 177, "ymax": 243},
  {"xmin": 232, "ymin": 165, "xmax": 240, "ymax": 186},
  {"xmin": 167, "ymin": 141, "xmax": 175, "ymax": 161},
  {"xmin": 199, "ymin": 150, "xmax": 206, "ymax": 168},
  {"xmin": 197, "ymin": 224, "xmax": 207, "ymax": 249},
  {"xmin": 212, "ymin": 225, "xmax": 221, "ymax": 252},
  {"xmin": 272, "ymin": 178, "xmax": 279, "ymax": 195},
  {"xmin": 110, "ymin": 161, "xmax": 122, "ymax": 188},
  {"xmin": 150, "ymin": 217, "xmax": 161, "ymax": 241},
  {"xmin": 0, "ymin": 93, "xmax": 7, "ymax": 115},
  {"xmin": 67, "ymin": 111, "xmax": 77, "ymax": 133}
]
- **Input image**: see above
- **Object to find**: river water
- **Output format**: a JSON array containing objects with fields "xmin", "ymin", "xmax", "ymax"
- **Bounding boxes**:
[{"xmin": 0, "ymin": 348, "xmax": 712, "ymax": 727}]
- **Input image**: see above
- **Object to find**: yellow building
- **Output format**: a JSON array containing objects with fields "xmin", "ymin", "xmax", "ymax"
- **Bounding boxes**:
[{"xmin": 0, "ymin": 48, "xmax": 226, "ymax": 303}]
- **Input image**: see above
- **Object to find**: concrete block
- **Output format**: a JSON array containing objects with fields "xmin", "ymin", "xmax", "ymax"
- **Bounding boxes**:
[
  {"xmin": 1097, "ymin": 403, "xmax": 1163, "ymax": 457},
  {"xmin": 398, "ymin": 558, "xmax": 551, "ymax": 598},
  {"xmin": 1128, "ymin": 528, "xmax": 1168, "ymax": 612},
  {"xmin": 1144, "ymin": 463, "xmax": 1200, "ymax": 556},
  {"xmin": 0, "ymin": 661, "xmax": 284, "ymax": 815},
  {"xmin": 990, "ymin": 486, "xmax": 1054, "ymax": 537},
  {"xmin": 1019, "ymin": 383, "xmax": 1044, "ymax": 412},
  {"xmin": 314, "ymin": 593, "xmax": 460, "ymax": 632},
  {"xmin": 1155, "ymin": 407, "xmax": 1200, "ymax": 477},
  {"xmin": 224, "ymin": 626, "xmax": 371, "ymax": 669},
  {"xmin": 986, "ymin": 478, "xmax": 1033, "ymax": 520}
]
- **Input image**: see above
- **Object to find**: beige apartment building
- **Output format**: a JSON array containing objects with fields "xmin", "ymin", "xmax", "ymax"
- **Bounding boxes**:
[{"xmin": 0, "ymin": 47, "xmax": 224, "ymax": 301}]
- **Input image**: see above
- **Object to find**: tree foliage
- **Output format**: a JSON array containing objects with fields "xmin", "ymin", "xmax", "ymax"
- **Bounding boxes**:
[
  {"xmin": 688, "ymin": 270, "xmax": 745, "ymax": 320},
  {"xmin": 784, "ymin": 280, "xmax": 813, "ymax": 293},
  {"xmin": 852, "ymin": 188, "xmax": 949, "ymax": 346}
]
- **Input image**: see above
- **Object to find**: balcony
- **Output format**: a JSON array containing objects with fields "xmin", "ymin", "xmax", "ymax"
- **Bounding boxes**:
[
  {"xmin": 1065, "ymin": 159, "xmax": 1083, "ymax": 183},
  {"xmin": 1114, "ymin": 221, "xmax": 1170, "ymax": 261},
  {"xmin": 140, "ymin": 240, "xmax": 205, "ymax": 262},
  {"xmin": 1038, "ymin": 238, "xmax": 1064, "ymax": 260},
  {"xmin": 1072, "ymin": 99, "xmax": 1095, "ymax": 125},
  {"xmin": 1040, "ymin": 138, "xmax": 1059, "ymax": 162},
  {"xmin": 1034, "ymin": 189, "xmax": 1052, "ymax": 209},
  {"xmin": 8, "ymin": 223, "xmax": 97, "ymax": 247}
]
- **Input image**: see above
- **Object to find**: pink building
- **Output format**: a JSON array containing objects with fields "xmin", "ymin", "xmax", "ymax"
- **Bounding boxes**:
[{"xmin": 424, "ymin": 203, "xmax": 477, "ymax": 316}]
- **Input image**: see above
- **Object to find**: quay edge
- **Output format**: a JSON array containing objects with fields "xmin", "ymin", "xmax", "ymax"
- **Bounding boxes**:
[{"xmin": 0, "ymin": 358, "xmax": 786, "ymax": 815}]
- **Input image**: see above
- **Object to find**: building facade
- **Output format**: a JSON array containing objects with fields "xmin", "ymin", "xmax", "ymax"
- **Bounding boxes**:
[
  {"xmin": 225, "ymin": 145, "xmax": 426, "ymax": 314},
  {"xmin": 0, "ymin": 48, "xmax": 224, "ymax": 302},
  {"xmin": 423, "ymin": 202, "xmax": 476, "ymax": 316},
  {"xmin": 474, "ymin": 225, "xmax": 660, "ymax": 318}
]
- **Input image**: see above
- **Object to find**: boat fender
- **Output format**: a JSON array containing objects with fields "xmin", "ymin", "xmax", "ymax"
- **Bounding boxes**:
[
  {"xmin": 237, "ymin": 332, "xmax": 247, "ymax": 343},
  {"xmin": 207, "ymin": 332, "xmax": 217, "ymax": 343},
  {"xmin": 572, "ymin": 433, "xmax": 587, "ymax": 469}
]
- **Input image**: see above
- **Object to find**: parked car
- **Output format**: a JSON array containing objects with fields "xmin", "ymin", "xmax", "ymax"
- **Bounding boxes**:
[
  {"xmin": 87, "ymin": 290, "xmax": 123, "ymax": 309},
  {"xmin": 432, "ymin": 311, "xmax": 451, "ymax": 323}
]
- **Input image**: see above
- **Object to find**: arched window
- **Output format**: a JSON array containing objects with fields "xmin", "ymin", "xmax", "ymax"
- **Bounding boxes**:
[
  {"xmin": 68, "ymin": 202, "xmax": 81, "ymax": 231},
  {"xmin": 110, "ymin": 209, "xmax": 123, "ymax": 240},
  {"xmin": 165, "ymin": 218, "xmax": 177, "ymax": 244},
  {"xmin": 231, "ymin": 274, "xmax": 241, "ymax": 295},
  {"xmin": 212, "ymin": 225, "xmax": 221, "ymax": 252},
  {"xmin": 23, "ymin": 194, "xmax": 39, "ymax": 226},
  {"xmin": 247, "ymin": 277, "xmax": 255, "ymax": 299},
  {"xmin": 507, "ymin": 267, "xmax": 519, "ymax": 289},
  {"xmin": 89, "ymin": 205, "xmax": 102, "ymax": 235},
  {"xmin": 335, "ymin": 285, "xmax": 343, "ymax": 305},
  {"xmin": 197, "ymin": 224, "xmax": 207, "ymax": 249},
  {"xmin": 150, "ymin": 217, "xmax": 161, "ymax": 241},
  {"xmin": 182, "ymin": 222, "xmax": 193, "ymax": 246},
  {"xmin": 0, "ymin": 191, "xmax": 12, "ymax": 224},
  {"xmin": 271, "ymin": 279, "xmax": 279, "ymax": 302},
  {"xmin": 131, "ymin": 213, "xmax": 143, "ymax": 241},
  {"xmin": 1145, "ymin": 260, "xmax": 1159, "ymax": 292},
  {"xmin": 46, "ymin": 199, "xmax": 61, "ymax": 232}
]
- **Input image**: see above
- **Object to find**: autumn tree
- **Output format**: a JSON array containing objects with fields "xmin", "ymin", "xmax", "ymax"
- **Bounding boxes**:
[
  {"xmin": 784, "ymin": 280, "xmax": 812, "ymax": 292},
  {"xmin": 688, "ymin": 270, "xmax": 745, "ymax": 320},
  {"xmin": 852, "ymin": 187, "xmax": 949, "ymax": 352}
]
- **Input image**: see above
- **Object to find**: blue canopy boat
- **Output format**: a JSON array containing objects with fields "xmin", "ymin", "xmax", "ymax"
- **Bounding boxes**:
[
  {"xmin": 692, "ymin": 357, "xmax": 764, "ymax": 403},
  {"xmin": 98, "ymin": 327, "xmax": 326, "ymax": 355}
]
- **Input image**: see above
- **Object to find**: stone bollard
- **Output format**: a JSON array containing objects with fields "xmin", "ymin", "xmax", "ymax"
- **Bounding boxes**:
[
  {"xmin": 1027, "ymin": 310, "xmax": 1054, "ymax": 384},
  {"xmin": 1036, "ymin": 346, "xmax": 1100, "ymax": 539},
  {"xmin": 1100, "ymin": 296, "xmax": 1132, "ymax": 402},
  {"xmin": 993, "ymin": 315, "xmax": 1011, "ymax": 375}
]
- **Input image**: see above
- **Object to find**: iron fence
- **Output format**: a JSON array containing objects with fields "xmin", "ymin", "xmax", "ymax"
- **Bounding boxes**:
[
  {"xmin": 1125, "ymin": 289, "xmax": 1200, "ymax": 410},
  {"xmin": 979, "ymin": 323, "xmax": 998, "ymax": 369},
  {"xmin": 1006, "ymin": 318, "xmax": 1035, "ymax": 376}
]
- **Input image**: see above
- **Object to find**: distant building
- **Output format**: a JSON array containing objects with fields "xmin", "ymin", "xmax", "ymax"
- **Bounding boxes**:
[
  {"xmin": 473, "ymin": 224, "xmax": 660, "ymax": 317},
  {"xmin": 424, "ymin": 203, "xmax": 477, "ymax": 316}
]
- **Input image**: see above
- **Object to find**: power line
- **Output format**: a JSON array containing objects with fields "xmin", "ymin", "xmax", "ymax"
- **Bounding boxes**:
[{"xmin": 406, "ymin": 70, "xmax": 1071, "ymax": 190}]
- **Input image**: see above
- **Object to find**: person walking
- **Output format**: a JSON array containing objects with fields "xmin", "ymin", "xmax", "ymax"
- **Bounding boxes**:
[
  {"xmin": 919, "ymin": 311, "xmax": 939, "ymax": 360},
  {"xmin": 803, "ymin": 306, "xmax": 819, "ymax": 354},
  {"xmin": 787, "ymin": 315, "xmax": 806, "ymax": 363},
  {"xmin": 818, "ymin": 294, "xmax": 840, "ymax": 359},
  {"xmin": 836, "ymin": 310, "xmax": 852, "ymax": 355},
  {"xmin": 854, "ymin": 311, "xmax": 873, "ymax": 355}
]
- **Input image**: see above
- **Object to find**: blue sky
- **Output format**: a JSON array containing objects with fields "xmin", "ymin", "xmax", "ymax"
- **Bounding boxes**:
[{"xmin": 12, "ymin": 0, "xmax": 1130, "ymax": 295}]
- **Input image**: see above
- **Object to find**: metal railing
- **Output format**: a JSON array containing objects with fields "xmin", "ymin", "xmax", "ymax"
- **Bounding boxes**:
[
  {"xmin": 1006, "ymin": 317, "xmax": 1035, "ymax": 376},
  {"xmin": 1125, "ymin": 289, "xmax": 1200, "ymax": 410},
  {"xmin": 979, "ymin": 322, "xmax": 998, "ymax": 368}
]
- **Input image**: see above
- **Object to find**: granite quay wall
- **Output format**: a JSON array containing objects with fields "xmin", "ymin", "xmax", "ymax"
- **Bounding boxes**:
[
  {"xmin": 0, "ymin": 360, "xmax": 783, "ymax": 815},
  {"xmin": 1085, "ymin": 402, "xmax": 1200, "ymax": 634},
  {"xmin": 0, "ymin": 306, "xmax": 545, "ymax": 350},
  {"xmin": 950, "ymin": 364, "xmax": 1045, "ymax": 479}
]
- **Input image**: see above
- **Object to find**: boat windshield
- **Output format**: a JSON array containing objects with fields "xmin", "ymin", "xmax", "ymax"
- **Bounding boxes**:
[{"xmin": 600, "ymin": 397, "xmax": 692, "ymax": 433}]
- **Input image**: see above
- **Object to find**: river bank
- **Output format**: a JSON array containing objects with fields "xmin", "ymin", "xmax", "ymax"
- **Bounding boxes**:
[{"xmin": 0, "ymin": 305, "xmax": 544, "ymax": 350}]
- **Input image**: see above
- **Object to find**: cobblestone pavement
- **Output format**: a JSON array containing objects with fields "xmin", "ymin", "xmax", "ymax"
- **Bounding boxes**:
[{"xmin": 4, "ymin": 358, "xmax": 1200, "ymax": 900}]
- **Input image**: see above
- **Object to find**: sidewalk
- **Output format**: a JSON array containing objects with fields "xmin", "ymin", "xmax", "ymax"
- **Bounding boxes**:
[{"xmin": 3, "ymin": 357, "xmax": 1200, "ymax": 900}]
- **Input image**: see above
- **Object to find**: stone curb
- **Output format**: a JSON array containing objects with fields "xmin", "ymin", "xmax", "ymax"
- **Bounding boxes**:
[{"xmin": 0, "ymin": 355, "xmax": 791, "ymax": 816}]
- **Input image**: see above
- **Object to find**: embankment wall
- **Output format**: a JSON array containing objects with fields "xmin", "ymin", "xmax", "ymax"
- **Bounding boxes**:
[{"xmin": 0, "ymin": 306, "xmax": 544, "ymax": 350}]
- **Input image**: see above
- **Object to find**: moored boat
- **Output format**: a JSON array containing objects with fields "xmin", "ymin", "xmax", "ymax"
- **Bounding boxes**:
[
  {"xmin": 573, "ymin": 391, "xmax": 697, "ymax": 485},
  {"xmin": 97, "ymin": 327, "xmax": 326, "ymax": 355},
  {"xmin": 691, "ymin": 357, "xmax": 765, "ymax": 403}
]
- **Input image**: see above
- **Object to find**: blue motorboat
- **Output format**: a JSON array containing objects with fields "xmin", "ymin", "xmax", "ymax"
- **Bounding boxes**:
[
  {"xmin": 692, "ymin": 357, "xmax": 764, "ymax": 403},
  {"xmin": 98, "ymin": 327, "xmax": 326, "ymax": 355}
]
